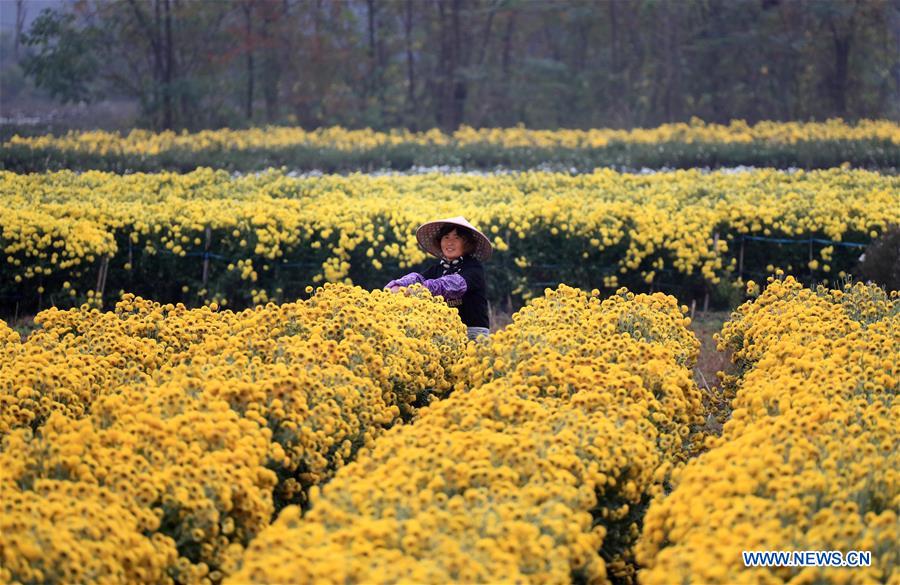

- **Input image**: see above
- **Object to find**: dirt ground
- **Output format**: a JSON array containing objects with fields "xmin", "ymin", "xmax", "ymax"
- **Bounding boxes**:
[
  {"xmin": 688, "ymin": 310, "xmax": 736, "ymax": 393},
  {"xmin": 8, "ymin": 314, "xmax": 38, "ymax": 340}
]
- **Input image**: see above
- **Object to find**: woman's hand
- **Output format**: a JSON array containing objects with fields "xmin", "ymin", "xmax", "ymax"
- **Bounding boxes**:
[{"xmin": 388, "ymin": 286, "xmax": 414, "ymax": 296}]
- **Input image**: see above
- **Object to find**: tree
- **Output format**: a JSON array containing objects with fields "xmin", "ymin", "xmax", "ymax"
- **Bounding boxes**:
[
  {"xmin": 14, "ymin": 0, "xmax": 26, "ymax": 60},
  {"xmin": 15, "ymin": 0, "xmax": 900, "ymax": 131},
  {"xmin": 21, "ymin": 9, "xmax": 99, "ymax": 104}
]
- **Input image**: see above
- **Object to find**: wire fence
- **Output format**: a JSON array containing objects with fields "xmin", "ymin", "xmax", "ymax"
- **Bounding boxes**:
[{"xmin": 741, "ymin": 235, "xmax": 868, "ymax": 249}]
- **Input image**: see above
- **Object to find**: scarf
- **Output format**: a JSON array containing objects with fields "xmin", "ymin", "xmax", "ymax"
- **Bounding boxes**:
[{"xmin": 439, "ymin": 255, "xmax": 465, "ymax": 276}]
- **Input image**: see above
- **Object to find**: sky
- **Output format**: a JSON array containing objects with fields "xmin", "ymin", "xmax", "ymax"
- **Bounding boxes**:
[{"xmin": 0, "ymin": 0, "xmax": 70, "ymax": 33}]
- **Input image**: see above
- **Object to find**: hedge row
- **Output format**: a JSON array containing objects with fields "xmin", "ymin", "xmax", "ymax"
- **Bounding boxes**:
[
  {"xmin": 3, "ymin": 140, "xmax": 898, "ymax": 173},
  {"xmin": 231, "ymin": 285, "xmax": 705, "ymax": 583},
  {"xmin": 0, "ymin": 285, "xmax": 467, "ymax": 583},
  {"xmin": 638, "ymin": 277, "xmax": 899, "ymax": 583},
  {"xmin": 1, "ymin": 168, "xmax": 896, "ymax": 316},
  {"xmin": 3, "ymin": 120, "xmax": 899, "ymax": 172}
]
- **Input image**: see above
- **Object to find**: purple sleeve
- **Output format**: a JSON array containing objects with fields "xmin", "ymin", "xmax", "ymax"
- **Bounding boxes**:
[
  {"xmin": 385, "ymin": 272, "xmax": 424, "ymax": 289},
  {"xmin": 422, "ymin": 274, "xmax": 468, "ymax": 300}
]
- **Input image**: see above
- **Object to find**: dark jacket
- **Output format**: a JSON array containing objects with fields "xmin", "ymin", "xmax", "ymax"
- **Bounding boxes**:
[{"xmin": 422, "ymin": 255, "xmax": 490, "ymax": 328}]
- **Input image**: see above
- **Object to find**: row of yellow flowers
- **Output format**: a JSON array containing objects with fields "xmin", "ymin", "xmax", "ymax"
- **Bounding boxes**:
[
  {"xmin": 229, "ymin": 285, "xmax": 706, "ymax": 584},
  {"xmin": 2, "ymin": 168, "xmax": 896, "ymax": 310},
  {"xmin": 0, "ymin": 284, "xmax": 467, "ymax": 583},
  {"xmin": 5, "ymin": 119, "xmax": 898, "ymax": 156},
  {"xmin": 637, "ymin": 276, "xmax": 899, "ymax": 584}
]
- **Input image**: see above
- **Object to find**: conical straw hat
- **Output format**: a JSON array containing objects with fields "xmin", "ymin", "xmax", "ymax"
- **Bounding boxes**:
[{"xmin": 415, "ymin": 216, "xmax": 493, "ymax": 261}]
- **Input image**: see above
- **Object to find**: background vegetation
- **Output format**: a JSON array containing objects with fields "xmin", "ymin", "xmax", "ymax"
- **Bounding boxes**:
[{"xmin": 2, "ymin": 0, "xmax": 898, "ymax": 135}]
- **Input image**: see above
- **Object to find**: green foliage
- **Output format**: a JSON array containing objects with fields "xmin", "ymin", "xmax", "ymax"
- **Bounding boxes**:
[
  {"xmin": 21, "ymin": 9, "xmax": 99, "ymax": 104},
  {"xmin": 9, "ymin": 0, "xmax": 900, "ymax": 131}
]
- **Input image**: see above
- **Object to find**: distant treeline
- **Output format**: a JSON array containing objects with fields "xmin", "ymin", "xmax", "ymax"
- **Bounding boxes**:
[{"xmin": 8, "ymin": 0, "xmax": 899, "ymax": 133}]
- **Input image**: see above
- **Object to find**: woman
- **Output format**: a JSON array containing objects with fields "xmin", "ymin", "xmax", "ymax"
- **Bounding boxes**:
[{"xmin": 385, "ymin": 216, "xmax": 491, "ymax": 341}]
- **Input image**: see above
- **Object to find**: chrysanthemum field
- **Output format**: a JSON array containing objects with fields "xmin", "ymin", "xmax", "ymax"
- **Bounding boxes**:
[{"xmin": 1, "ymin": 122, "xmax": 898, "ymax": 584}]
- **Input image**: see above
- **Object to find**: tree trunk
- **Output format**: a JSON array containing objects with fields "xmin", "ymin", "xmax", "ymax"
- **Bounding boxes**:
[
  {"xmin": 624, "ymin": 2, "xmax": 643, "ymax": 125},
  {"xmin": 403, "ymin": 0, "xmax": 418, "ymax": 128},
  {"xmin": 468, "ymin": 0, "xmax": 498, "ymax": 126},
  {"xmin": 245, "ymin": 1, "xmax": 254, "ymax": 121},
  {"xmin": 498, "ymin": 9, "xmax": 516, "ymax": 126},
  {"xmin": 173, "ymin": 0, "xmax": 191, "ymax": 122},
  {"xmin": 14, "ymin": 0, "xmax": 25, "ymax": 60},
  {"xmin": 609, "ymin": 0, "xmax": 618, "ymax": 74},
  {"xmin": 476, "ymin": 1, "xmax": 496, "ymax": 67},
  {"xmin": 163, "ymin": 0, "xmax": 174, "ymax": 129},
  {"xmin": 501, "ymin": 10, "xmax": 515, "ymax": 79},
  {"xmin": 127, "ymin": 0, "xmax": 165, "ymax": 127},
  {"xmin": 829, "ymin": 21, "xmax": 852, "ymax": 116},
  {"xmin": 154, "ymin": 0, "xmax": 164, "ymax": 128},
  {"xmin": 366, "ymin": 0, "xmax": 376, "ymax": 101},
  {"xmin": 450, "ymin": 0, "xmax": 466, "ymax": 128},
  {"xmin": 891, "ymin": 0, "xmax": 900, "ymax": 119},
  {"xmin": 775, "ymin": 1, "xmax": 802, "ymax": 119},
  {"xmin": 367, "ymin": 0, "xmax": 387, "ymax": 115},
  {"xmin": 261, "ymin": 0, "xmax": 289, "ymax": 122},
  {"xmin": 435, "ymin": 0, "xmax": 451, "ymax": 129},
  {"xmin": 606, "ymin": 0, "xmax": 619, "ymax": 125},
  {"xmin": 660, "ymin": 0, "xmax": 682, "ymax": 123}
]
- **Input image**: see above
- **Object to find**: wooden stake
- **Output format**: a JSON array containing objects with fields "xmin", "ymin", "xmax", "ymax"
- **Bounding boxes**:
[
  {"xmin": 202, "ymin": 225, "xmax": 212, "ymax": 287},
  {"xmin": 738, "ymin": 236, "xmax": 745, "ymax": 280},
  {"xmin": 96, "ymin": 259, "xmax": 104, "ymax": 293},
  {"xmin": 96, "ymin": 257, "xmax": 110, "ymax": 304},
  {"xmin": 705, "ymin": 231, "xmax": 719, "ymax": 313},
  {"xmin": 102, "ymin": 257, "xmax": 109, "ymax": 297},
  {"xmin": 127, "ymin": 240, "xmax": 134, "ymax": 289}
]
